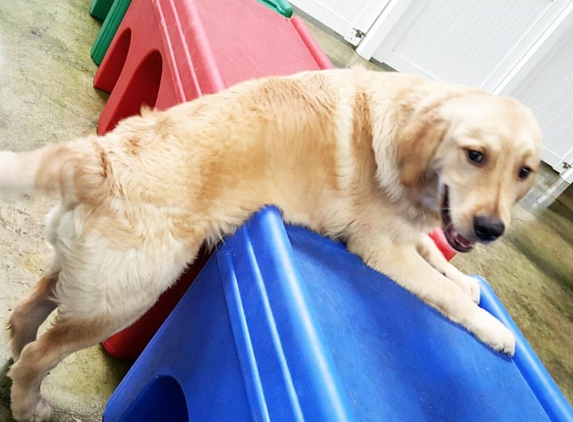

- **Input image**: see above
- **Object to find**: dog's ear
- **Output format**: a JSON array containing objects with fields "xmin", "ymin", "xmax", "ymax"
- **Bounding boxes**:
[{"xmin": 395, "ymin": 110, "xmax": 449, "ymax": 188}]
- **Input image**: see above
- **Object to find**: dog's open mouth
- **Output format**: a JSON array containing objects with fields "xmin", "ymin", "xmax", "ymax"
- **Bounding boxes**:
[{"xmin": 441, "ymin": 186, "xmax": 474, "ymax": 253}]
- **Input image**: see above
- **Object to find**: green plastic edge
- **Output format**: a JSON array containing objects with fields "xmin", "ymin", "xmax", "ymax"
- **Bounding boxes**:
[
  {"xmin": 91, "ymin": 0, "xmax": 131, "ymax": 65},
  {"xmin": 89, "ymin": 0, "xmax": 114, "ymax": 21},
  {"xmin": 256, "ymin": 0, "xmax": 293, "ymax": 18}
]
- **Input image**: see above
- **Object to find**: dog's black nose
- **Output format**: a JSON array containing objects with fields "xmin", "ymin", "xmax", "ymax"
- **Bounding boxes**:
[{"xmin": 473, "ymin": 215, "xmax": 505, "ymax": 242}]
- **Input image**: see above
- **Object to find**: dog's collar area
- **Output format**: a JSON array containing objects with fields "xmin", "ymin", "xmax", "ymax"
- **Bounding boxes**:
[{"xmin": 441, "ymin": 186, "xmax": 474, "ymax": 253}]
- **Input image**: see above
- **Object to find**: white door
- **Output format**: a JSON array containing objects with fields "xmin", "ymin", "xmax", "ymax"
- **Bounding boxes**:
[
  {"xmin": 368, "ymin": 0, "xmax": 570, "ymax": 91},
  {"xmin": 510, "ymin": 44, "xmax": 573, "ymax": 172},
  {"xmin": 289, "ymin": 0, "xmax": 391, "ymax": 45},
  {"xmin": 499, "ymin": 4, "xmax": 573, "ymax": 173}
]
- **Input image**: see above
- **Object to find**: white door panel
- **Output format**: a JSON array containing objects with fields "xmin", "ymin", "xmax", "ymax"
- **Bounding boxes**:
[
  {"xmin": 509, "ymin": 20, "xmax": 573, "ymax": 172},
  {"xmin": 372, "ymin": 0, "xmax": 569, "ymax": 90},
  {"xmin": 290, "ymin": 0, "xmax": 390, "ymax": 44}
]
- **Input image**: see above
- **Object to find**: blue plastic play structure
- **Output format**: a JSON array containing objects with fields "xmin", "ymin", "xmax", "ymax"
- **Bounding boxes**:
[{"xmin": 104, "ymin": 206, "xmax": 573, "ymax": 422}]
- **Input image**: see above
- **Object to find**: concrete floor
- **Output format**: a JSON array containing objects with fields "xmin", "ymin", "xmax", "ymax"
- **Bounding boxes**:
[{"xmin": 0, "ymin": 1, "xmax": 571, "ymax": 421}]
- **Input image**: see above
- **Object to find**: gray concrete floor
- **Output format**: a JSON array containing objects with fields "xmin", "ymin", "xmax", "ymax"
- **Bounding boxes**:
[{"xmin": 0, "ymin": 1, "xmax": 571, "ymax": 421}]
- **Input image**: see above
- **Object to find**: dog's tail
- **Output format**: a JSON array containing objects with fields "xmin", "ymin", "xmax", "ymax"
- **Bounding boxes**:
[{"xmin": 0, "ymin": 142, "xmax": 76, "ymax": 195}]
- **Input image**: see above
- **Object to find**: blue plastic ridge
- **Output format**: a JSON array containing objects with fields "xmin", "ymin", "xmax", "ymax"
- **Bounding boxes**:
[
  {"xmin": 219, "ymin": 206, "xmax": 356, "ymax": 422},
  {"xmin": 475, "ymin": 276, "xmax": 573, "ymax": 422},
  {"xmin": 218, "ymin": 218, "xmax": 307, "ymax": 421},
  {"xmin": 217, "ymin": 251, "xmax": 272, "ymax": 422}
]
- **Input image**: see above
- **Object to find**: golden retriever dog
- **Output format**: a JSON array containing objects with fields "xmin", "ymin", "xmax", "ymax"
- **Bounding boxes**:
[{"xmin": 0, "ymin": 67, "xmax": 541, "ymax": 421}]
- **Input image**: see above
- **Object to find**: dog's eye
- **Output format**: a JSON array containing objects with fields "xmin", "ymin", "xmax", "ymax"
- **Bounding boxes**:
[
  {"xmin": 518, "ymin": 166, "xmax": 531, "ymax": 180},
  {"xmin": 467, "ymin": 150, "xmax": 484, "ymax": 165}
]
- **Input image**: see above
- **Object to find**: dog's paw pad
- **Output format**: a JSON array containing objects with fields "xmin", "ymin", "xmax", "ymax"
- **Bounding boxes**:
[
  {"xmin": 14, "ymin": 398, "xmax": 54, "ymax": 422},
  {"xmin": 484, "ymin": 323, "xmax": 515, "ymax": 356},
  {"xmin": 473, "ymin": 309, "xmax": 515, "ymax": 356},
  {"xmin": 33, "ymin": 398, "xmax": 54, "ymax": 422}
]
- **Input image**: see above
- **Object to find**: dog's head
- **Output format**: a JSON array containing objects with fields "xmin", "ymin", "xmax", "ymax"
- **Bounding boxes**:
[{"xmin": 396, "ymin": 91, "xmax": 542, "ymax": 252}]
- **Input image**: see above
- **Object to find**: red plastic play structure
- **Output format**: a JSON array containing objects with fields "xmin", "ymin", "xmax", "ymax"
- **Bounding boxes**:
[
  {"xmin": 94, "ymin": 0, "xmax": 330, "ymax": 135},
  {"xmin": 429, "ymin": 228, "xmax": 457, "ymax": 261}
]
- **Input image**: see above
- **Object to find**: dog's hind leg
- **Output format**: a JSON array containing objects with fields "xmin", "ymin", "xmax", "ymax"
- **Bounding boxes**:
[
  {"xmin": 8, "ymin": 292, "xmax": 160, "ymax": 422},
  {"xmin": 7, "ymin": 262, "xmax": 178, "ymax": 422},
  {"xmin": 7, "ymin": 267, "xmax": 60, "ymax": 362},
  {"xmin": 8, "ymin": 313, "xmax": 119, "ymax": 422}
]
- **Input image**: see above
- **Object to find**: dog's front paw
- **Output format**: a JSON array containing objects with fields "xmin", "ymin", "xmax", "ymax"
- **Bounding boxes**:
[
  {"xmin": 462, "ymin": 275, "xmax": 481, "ymax": 304},
  {"xmin": 450, "ymin": 274, "xmax": 481, "ymax": 304},
  {"xmin": 485, "ymin": 323, "xmax": 515, "ymax": 356},
  {"xmin": 470, "ymin": 308, "xmax": 515, "ymax": 356}
]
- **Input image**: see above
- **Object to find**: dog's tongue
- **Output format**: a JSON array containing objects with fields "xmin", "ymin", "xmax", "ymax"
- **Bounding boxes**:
[{"xmin": 445, "ymin": 225, "xmax": 474, "ymax": 253}]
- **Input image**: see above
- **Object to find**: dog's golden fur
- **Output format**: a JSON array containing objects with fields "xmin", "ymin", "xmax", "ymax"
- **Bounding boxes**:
[{"xmin": 0, "ymin": 67, "xmax": 541, "ymax": 421}]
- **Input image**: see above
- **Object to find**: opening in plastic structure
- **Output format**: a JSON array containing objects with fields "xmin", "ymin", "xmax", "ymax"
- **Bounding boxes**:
[
  {"xmin": 105, "ymin": 49, "xmax": 163, "ymax": 133},
  {"xmin": 118, "ymin": 376, "xmax": 189, "ymax": 422}
]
